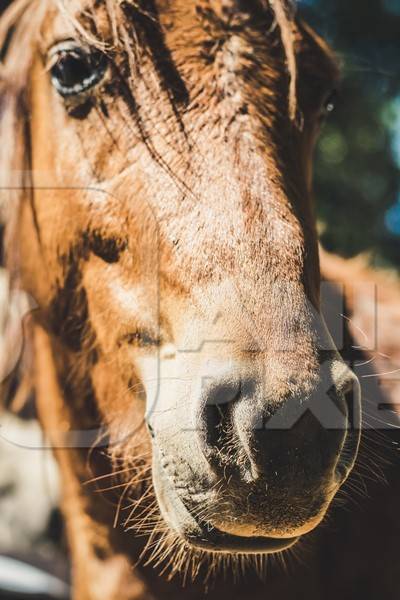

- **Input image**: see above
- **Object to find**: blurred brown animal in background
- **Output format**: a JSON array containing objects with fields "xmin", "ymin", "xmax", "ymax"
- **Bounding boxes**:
[{"xmin": 0, "ymin": 1, "xmax": 399, "ymax": 599}]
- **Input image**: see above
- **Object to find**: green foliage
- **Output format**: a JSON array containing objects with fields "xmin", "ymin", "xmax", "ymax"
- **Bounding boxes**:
[{"xmin": 299, "ymin": 0, "xmax": 400, "ymax": 269}]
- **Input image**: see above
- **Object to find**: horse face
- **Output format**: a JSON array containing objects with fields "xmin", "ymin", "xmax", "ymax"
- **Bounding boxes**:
[{"xmin": 20, "ymin": 0, "xmax": 360, "ymax": 554}]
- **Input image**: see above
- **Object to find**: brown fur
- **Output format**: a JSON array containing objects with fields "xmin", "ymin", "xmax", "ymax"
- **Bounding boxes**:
[{"xmin": 0, "ymin": 1, "xmax": 399, "ymax": 599}]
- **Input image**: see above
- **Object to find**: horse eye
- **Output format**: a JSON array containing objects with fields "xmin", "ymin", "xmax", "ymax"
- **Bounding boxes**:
[
  {"xmin": 322, "ymin": 90, "xmax": 338, "ymax": 118},
  {"xmin": 49, "ymin": 42, "xmax": 108, "ymax": 98}
]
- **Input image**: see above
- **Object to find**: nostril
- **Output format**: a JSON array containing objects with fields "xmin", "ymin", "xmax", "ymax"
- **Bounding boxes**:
[
  {"xmin": 204, "ymin": 404, "xmax": 228, "ymax": 449},
  {"xmin": 344, "ymin": 387, "xmax": 356, "ymax": 430},
  {"xmin": 344, "ymin": 374, "xmax": 362, "ymax": 429},
  {"xmin": 336, "ymin": 383, "xmax": 361, "ymax": 481},
  {"xmin": 207, "ymin": 381, "xmax": 242, "ymax": 408},
  {"xmin": 202, "ymin": 380, "xmax": 241, "ymax": 449},
  {"xmin": 338, "ymin": 370, "xmax": 361, "ymax": 432},
  {"xmin": 327, "ymin": 362, "xmax": 361, "ymax": 430},
  {"xmin": 198, "ymin": 377, "xmax": 259, "ymax": 476}
]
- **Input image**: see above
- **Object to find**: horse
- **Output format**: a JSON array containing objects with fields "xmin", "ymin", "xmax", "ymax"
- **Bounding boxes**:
[{"xmin": 0, "ymin": 1, "xmax": 399, "ymax": 599}]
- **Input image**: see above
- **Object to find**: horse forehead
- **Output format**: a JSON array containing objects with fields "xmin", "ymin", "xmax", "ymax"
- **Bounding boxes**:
[
  {"xmin": 179, "ymin": 0, "xmax": 267, "ymax": 20},
  {"xmin": 44, "ymin": 0, "xmax": 289, "ymax": 37},
  {"xmin": 58, "ymin": 0, "xmax": 273, "ymax": 20},
  {"xmin": 43, "ymin": 0, "xmax": 280, "ymax": 56},
  {"xmin": 158, "ymin": 0, "xmax": 290, "ymax": 18},
  {"xmin": 157, "ymin": 0, "xmax": 272, "ymax": 26}
]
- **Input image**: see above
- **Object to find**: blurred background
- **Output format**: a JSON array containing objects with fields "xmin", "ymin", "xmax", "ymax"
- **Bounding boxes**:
[
  {"xmin": 0, "ymin": 0, "xmax": 398, "ymax": 597},
  {"xmin": 298, "ymin": 0, "xmax": 400, "ymax": 270}
]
